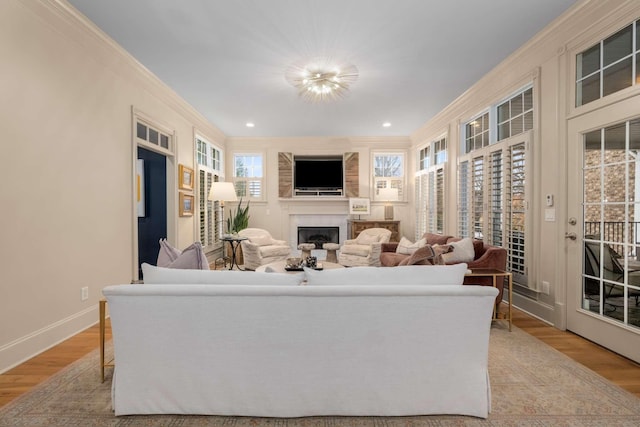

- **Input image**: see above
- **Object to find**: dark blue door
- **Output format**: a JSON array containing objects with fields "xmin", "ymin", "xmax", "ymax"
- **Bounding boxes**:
[{"xmin": 137, "ymin": 147, "xmax": 167, "ymax": 278}]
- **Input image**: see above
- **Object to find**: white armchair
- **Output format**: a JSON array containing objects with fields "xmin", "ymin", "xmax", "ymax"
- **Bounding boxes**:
[
  {"xmin": 338, "ymin": 228, "xmax": 392, "ymax": 267},
  {"xmin": 238, "ymin": 228, "xmax": 291, "ymax": 270}
]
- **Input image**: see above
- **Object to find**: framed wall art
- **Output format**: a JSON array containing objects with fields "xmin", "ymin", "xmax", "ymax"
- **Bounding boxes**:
[
  {"xmin": 179, "ymin": 192, "xmax": 194, "ymax": 217},
  {"xmin": 178, "ymin": 164, "xmax": 194, "ymax": 191},
  {"xmin": 348, "ymin": 197, "xmax": 370, "ymax": 215}
]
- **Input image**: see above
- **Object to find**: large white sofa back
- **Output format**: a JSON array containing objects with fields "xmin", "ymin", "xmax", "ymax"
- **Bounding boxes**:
[{"xmin": 103, "ymin": 264, "xmax": 498, "ymax": 418}]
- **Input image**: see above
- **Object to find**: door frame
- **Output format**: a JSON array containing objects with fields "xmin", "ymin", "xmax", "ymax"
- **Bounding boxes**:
[
  {"xmin": 566, "ymin": 96, "xmax": 640, "ymax": 363},
  {"xmin": 131, "ymin": 108, "xmax": 177, "ymax": 281}
]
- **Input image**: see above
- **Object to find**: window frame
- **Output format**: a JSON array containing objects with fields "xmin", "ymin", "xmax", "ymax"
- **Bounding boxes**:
[
  {"xmin": 232, "ymin": 152, "xmax": 265, "ymax": 201},
  {"xmin": 372, "ymin": 151, "xmax": 406, "ymax": 202},
  {"xmin": 195, "ymin": 135, "xmax": 224, "ymax": 251}
]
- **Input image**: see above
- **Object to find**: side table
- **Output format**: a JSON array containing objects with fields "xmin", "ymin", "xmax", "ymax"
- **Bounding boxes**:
[
  {"xmin": 464, "ymin": 268, "xmax": 512, "ymax": 331},
  {"xmin": 221, "ymin": 235, "xmax": 248, "ymax": 270},
  {"xmin": 99, "ymin": 298, "xmax": 114, "ymax": 382}
]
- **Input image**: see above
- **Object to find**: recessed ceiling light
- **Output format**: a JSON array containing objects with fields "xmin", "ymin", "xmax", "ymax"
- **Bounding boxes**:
[
  {"xmin": 246, "ymin": 122, "xmax": 255, "ymax": 128},
  {"xmin": 382, "ymin": 122, "xmax": 391, "ymax": 128}
]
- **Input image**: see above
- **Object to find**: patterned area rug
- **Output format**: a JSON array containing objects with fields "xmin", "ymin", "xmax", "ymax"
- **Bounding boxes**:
[{"xmin": 1, "ymin": 324, "xmax": 640, "ymax": 426}]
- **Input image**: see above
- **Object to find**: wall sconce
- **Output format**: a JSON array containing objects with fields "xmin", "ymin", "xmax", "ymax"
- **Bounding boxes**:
[{"xmin": 378, "ymin": 187, "xmax": 399, "ymax": 220}]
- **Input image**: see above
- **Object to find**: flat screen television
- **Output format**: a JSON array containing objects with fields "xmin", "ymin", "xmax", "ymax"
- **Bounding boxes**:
[{"xmin": 294, "ymin": 156, "xmax": 343, "ymax": 192}]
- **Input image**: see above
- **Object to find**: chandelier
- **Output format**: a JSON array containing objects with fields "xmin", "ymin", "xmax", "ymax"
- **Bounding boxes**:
[{"xmin": 285, "ymin": 58, "xmax": 359, "ymax": 103}]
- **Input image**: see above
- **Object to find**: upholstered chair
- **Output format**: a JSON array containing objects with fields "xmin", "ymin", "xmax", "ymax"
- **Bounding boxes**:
[
  {"xmin": 237, "ymin": 228, "xmax": 291, "ymax": 270},
  {"xmin": 338, "ymin": 228, "xmax": 392, "ymax": 267}
]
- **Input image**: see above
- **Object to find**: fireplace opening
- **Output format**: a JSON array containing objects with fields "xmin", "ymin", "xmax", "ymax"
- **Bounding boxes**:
[{"xmin": 297, "ymin": 226, "xmax": 339, "ymax": 249}]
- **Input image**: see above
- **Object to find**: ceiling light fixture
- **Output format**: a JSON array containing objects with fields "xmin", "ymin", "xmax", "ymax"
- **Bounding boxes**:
[
  {"xmin": 246, "ymin": 122, "xmax": 255, "ymax": 128},
  {"xmin": 285, "ymin": 58, "xmax": 358, "ymax": 103},
  {"xmin": 383, "ymin": 122, "xmax": 391, "ymax": 128}
]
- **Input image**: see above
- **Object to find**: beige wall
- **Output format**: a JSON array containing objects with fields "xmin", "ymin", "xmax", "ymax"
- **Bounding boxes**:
[{"xmin": 0, "ymin": 0, "xmax": 223, "ymax": 372}]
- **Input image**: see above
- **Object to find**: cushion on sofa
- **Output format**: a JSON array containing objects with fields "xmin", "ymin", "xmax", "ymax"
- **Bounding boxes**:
[
  {"xmin": 156, "ymin": 239, "xmax": 182, "ymax": 267},
  {"xmin": 141, "ymin": 263, "xmax": 304, "ymax": 286},
  {"xmin": 423, "ymin": 233, "xmax": 453, "ymax": 245},
  {"xmin": 439, "ymin": 238, "xmax": 475, "ymax": 264},
  {"xmin": 396, "ymin": 237, "xmax": 427, "ymax": 255},
  {"xmin": 304, "ymin": 263, "xmax": 468, "ymax": 286}
]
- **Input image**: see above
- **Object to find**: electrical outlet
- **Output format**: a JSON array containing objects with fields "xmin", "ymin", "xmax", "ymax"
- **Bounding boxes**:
[
  {"xmin": 541, "ymin": 281, "xmax": 550, "ymax": 295},
  {"xmin": 81, "ymin": 286, "xmax": 89, "ymax": 301}
]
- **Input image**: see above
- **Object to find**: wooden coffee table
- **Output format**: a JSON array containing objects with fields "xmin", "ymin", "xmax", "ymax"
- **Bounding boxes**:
[{"xmin": 256, "ymin": 260, "xmax": 345, "ymax": 273}]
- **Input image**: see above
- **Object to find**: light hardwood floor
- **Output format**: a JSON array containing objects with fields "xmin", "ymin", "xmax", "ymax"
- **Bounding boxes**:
[{"xmin": 1, "ymin": 307, "xmax": 639, "ymax": 407}]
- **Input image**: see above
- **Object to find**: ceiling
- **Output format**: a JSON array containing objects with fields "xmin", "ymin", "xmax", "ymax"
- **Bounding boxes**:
[{"xmin": 67, "ymin": 0, "xmax": 577, "ymax": 138}]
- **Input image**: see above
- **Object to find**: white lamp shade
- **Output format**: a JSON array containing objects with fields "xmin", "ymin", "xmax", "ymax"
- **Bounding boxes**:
[
  {"xmin": 208, "ymin": 182, "xmax": 238, "ymax": 202},
  {"xmin": 378, "ymin": 187, "xmax": 399, "ymax": 201}
]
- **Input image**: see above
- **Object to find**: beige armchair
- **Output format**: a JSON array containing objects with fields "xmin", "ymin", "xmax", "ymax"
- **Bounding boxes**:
[
  {"xmin": 238, "ymin": 228, "xmax": 291, "ymax": 270},
  {"xmin": 338, "ymin": 228, "xmax": 392, "ymax": 267}
]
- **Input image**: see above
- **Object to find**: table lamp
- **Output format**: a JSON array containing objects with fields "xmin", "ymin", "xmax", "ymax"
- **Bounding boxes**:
[{"xmin": 378, "ymin": 187, "xmax": 399, "ymax": 220}]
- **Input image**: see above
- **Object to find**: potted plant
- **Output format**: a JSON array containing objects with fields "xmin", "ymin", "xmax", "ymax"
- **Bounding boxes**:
[
  {"xmin": 225, "ymin": 199, "xmax": 249, "ymax": 265},
  {"xmin": 226, "ymin": 198, "xmax": 250, "ymax": 235}
]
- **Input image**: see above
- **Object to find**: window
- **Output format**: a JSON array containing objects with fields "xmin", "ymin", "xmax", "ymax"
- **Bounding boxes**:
[
  {"xmin": 136, "ymin": 120, "xmax": 171, "ymax": 151},
  {"xmin": 196, "ymin": 137, "xmax": 221, "ymax": 171},
  {"xmin": 196, "ymin": 136, "xmax": 223, "ymax": 250},
  {"xmin": 497, "ymin": 88, "xmax": 533, "ymax": 141},
  {"xmin": 233, "ymin": 153, "xmax": 264, "ymax": 200},
  {"xmin": 373, "ymin": 152, "xmax": 405, "ymax": 200},
  {"xmin": 464, "ymin": 112, "xmax": 490, "ymax": 154},
  {"xmin": 416, "ymin": 137, "xmax": 447, "ymax": 237},
  {"xmin": 458, "ymin": 88, "xmax": 533, "ymax": 287},
  {"xmin": 576, "ymin": 20, "xmax": 640, "ymax": 107}
]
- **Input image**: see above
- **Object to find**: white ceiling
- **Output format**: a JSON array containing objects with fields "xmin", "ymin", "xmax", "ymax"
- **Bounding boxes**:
[{"xmin": 67, "ymin": 0, "xmax": 577, "ymax": 138}]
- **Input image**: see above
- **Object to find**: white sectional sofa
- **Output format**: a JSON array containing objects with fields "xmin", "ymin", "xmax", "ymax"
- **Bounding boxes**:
[{"xmin": 103, "ymin": 263, "xmax": 498, "ymax": 418}]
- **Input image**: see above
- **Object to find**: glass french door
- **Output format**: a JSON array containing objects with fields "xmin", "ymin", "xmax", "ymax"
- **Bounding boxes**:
[{"xmin": 567, "ymin": 111, "xmax": 640, "ymax": 363}]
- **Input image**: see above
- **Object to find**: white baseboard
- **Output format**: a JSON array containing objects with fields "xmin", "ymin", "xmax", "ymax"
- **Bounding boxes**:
[{"xmin": 0, "ymin": 305, "xmax": 98, "ymax": 374}]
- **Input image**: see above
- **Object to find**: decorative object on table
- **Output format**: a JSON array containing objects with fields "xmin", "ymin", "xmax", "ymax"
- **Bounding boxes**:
[
  {"xmin": 226, "ymin": 198, "xmax": 250, "ymax": 235},
  {"xmin": 305, "ymin": 256, "xmax": 317, "ymax": 268},
  {"xmin": 378, "ymin": 187, "xmax": 399, "ymax": 220},
  {"xmin": 178, "ymin": 192, "xmax": 194, "ymax": 217},
  {"xmin": 348, "ymin": 197, "xmax": 370, "ymax": 217},
  {"xmin": 178, "ymin": 164, "xmax": 194, "ymax": 191},
  {"xmin": 284, "ymin": 256, "xmax": 323, "ymax": 271}
]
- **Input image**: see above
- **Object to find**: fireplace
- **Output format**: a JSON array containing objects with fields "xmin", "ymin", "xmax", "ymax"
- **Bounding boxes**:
[{"xmin": 298, "ymin": 226, "xmax": 339, "ymax": 249}]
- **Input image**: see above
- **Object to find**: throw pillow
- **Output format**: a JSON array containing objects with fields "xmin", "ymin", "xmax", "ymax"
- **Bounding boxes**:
[
  {"xmin": 398, "ymin": 244, "xmax": 436, "ymax": 265},
  {"xmin": 304, "ymin": 263, "xmax": 467, "ymax": 286},
  {"xmin": 164, "ymin": 241, "xmax": 210, "ymax": 270},
  {"xmin": 440, "ymin": 237, "xmax": 475, "ymax": 264},
  {"xmin": 356, "ymin": 233, "xmax": 381, "ymax": 245},
  {"xmin": 396, "ymin": 237, "xmax": 427, "ymax": 255},
  {"xmin": 156, "ymin": 239, "xmax": 181, "ymax": 267},
  {"xmin": 142, "ymin": 263, "xmax": 304, "ymax": 286}
]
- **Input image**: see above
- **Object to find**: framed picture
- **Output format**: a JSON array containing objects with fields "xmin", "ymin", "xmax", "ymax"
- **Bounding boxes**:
[
  {"xmin": 349, "ymin": 197, "xmax": 370, "ymax": 215},
  {"xmin": 178, "ymin": 164, "xmax": 194, "ymax": 191},
  {"xmin": 179, "ymin": 192, "xmax": 194, "ymax": 217}
]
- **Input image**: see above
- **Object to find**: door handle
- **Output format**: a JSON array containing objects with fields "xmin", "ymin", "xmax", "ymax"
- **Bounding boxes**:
[{"xmin": 565, "ymin": 232, "xmax": 577, "ymax": 240}]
